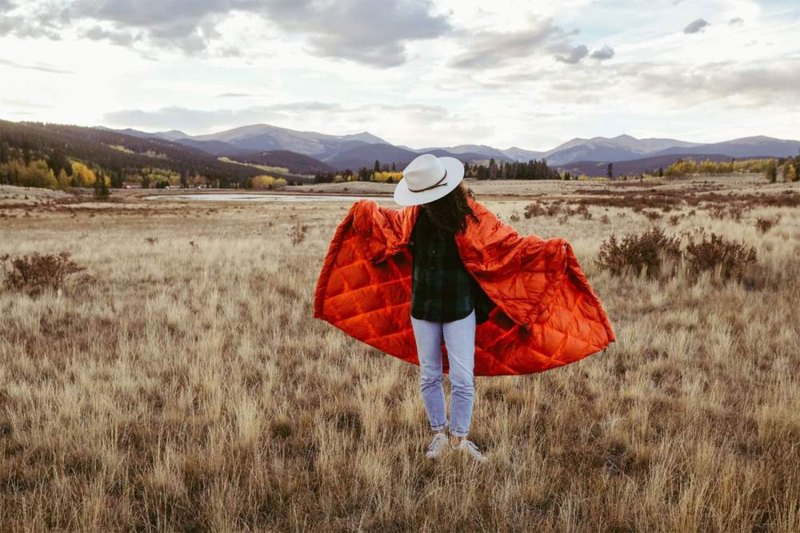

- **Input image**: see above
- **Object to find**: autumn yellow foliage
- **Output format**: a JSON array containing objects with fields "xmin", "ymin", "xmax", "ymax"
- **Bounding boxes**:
[
  {"xmin": 251, "ymin": 175, "xmax": 287, "ymax": 190},
  {"xmin": 665, "ymin": 158, "xmax": 776, "ymax": 178},
  {"xmin": 70, "ymin": 161, "xmax": 97, "ymax": 187},
  {"xmin": 372, "ymin": 171, "xmax": 403, "ymax": 183}
]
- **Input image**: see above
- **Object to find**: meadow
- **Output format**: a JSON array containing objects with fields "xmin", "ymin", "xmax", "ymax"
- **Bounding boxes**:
[{"xmin": 1, "ymin": 176, "xmax": 798, "ymax": 532}]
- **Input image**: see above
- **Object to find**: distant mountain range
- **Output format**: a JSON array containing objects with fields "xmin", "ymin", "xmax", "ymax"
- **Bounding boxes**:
[{"xmin": 96, "ymin": 123, "xmax": 800, "ymax": 174}]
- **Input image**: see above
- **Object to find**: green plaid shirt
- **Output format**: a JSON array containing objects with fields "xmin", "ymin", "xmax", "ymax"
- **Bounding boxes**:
[{"xmin": 409, "ymin": 209, "xmax": 476, "ymax": 323}]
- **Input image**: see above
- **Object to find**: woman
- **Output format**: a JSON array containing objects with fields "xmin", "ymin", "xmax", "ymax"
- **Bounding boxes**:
[
  {"xmin": 313, "ymin": 153, "xmax": 615, "ymax": 464},
  {"xmin": 401, "ymin": 163, "xmax": 490, "ymax": 461}
]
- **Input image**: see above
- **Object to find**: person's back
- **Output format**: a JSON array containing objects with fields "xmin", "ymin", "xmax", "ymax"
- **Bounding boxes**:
[
  {"xmin": 392, "ymin": 154, "xmax": 488, "ymax": 462},
  {"xmin": 315, "ymin": 152, "xmax": 615, "ymax": 462}
]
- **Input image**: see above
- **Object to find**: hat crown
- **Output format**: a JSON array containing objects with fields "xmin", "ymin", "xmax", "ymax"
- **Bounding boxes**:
[{"xmin": 403, "ymin": 154, "xmax": 446, "ymax": 191}]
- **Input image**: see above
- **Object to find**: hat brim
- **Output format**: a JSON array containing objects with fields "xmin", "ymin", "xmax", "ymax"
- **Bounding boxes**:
[{"xmin": 393, "ymin": 156, "xmax": 465, "ymax": 206}]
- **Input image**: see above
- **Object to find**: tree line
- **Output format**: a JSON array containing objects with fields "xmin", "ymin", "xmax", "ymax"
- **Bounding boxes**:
[{"xmin": 313, "ymin": 157, "xmax": 561, "ymax": 183}]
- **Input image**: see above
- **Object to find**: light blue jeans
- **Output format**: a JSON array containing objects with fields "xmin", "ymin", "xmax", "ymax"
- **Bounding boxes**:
[{"xmin": 410, "ymin": 309, "xmax": 476, "ymax": 438}]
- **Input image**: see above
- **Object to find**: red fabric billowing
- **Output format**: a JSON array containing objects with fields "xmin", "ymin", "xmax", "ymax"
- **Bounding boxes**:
[{"xmin": 313, "ymin": 196, "xmax": 616, "ymax": 376}]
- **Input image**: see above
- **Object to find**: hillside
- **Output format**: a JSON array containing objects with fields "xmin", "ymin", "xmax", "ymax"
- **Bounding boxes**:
[
  {"xmin": 557, "ymin": 153, "xmax": 740, "ymax": 177},
  {"xmin": 97, "ymin": 122, "xmax": 800, "ymax": 169},
  {"xmin": 234, "ymin": 150, "xmax": 335, "ymax": 174},
  {"xmin": 321, "ymin": 143, "xmax": 420, "ymax": 171},
  {"xmin": 1, "ymin": 120, "xmax": 270, "ymax": 186}
]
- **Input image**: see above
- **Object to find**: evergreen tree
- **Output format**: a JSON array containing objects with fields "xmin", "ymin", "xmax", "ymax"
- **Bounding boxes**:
[
  {"xmin": 607, "ymin": 163, "xmax": 613, "ymax": 179},
  {"xmin": 765, "ymin": 160, "xmax": 777, "ymax": 183},
  {"xmin": 46, "ymin": 148, "xmax": 71, "ymax": 177},
  {"xmin": 110, "ymin": 169, "xmax": 124, "ymax": 188},
  {"xmin": 0, "ymin": 141, "xmax": 9, "ymax": 164},
  {"xmin": 94, "ymin": 172, "xmax": 109, "ymax": 199}
]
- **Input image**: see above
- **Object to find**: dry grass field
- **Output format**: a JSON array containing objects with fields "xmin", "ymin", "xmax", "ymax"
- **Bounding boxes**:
[{"xmin": 1, "ymin": 176, "xmax": 799, "ymax": 532}]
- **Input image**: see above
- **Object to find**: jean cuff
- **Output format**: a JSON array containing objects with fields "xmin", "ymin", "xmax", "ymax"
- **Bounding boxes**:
[
  {"xmin": 432, "ymin": 420, "xmax": 449, "ymax": 433},
  {"xmin": 449, "ymin": 428, "xmax": 468, "ymax": 438}
]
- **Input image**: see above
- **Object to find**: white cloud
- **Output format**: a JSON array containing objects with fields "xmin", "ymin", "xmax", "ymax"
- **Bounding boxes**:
[{"xmin": 0, "ymin": 0, "xmax": 798, "ymax": 149}]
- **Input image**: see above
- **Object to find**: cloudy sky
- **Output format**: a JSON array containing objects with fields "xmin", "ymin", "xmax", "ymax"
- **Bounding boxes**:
[{"xmin": 1, "ymin": 0, "xmax": 798, "ymax": 150}]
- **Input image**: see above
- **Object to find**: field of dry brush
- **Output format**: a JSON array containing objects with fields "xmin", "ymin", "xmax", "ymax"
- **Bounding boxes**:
[{"xmin": 1, "ymin": 176, "xmax": 798, "ymax": 532}]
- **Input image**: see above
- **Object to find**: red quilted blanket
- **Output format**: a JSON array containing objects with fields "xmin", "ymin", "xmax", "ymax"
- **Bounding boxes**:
[{"xmin": 314, "ymin": 196, "xmax": 616, "ymax": 376}]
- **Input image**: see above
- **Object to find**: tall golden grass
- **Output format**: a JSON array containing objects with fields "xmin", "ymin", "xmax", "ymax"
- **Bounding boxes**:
[{"xmin": 1, "ymin": 177, "xmax": 798, "ymax": 531}]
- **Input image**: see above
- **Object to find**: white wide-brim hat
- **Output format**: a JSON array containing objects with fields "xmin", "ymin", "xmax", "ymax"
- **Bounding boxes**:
[{"xmin": 393, "ymin": 153, "xmax": 465, "ymax": 206}]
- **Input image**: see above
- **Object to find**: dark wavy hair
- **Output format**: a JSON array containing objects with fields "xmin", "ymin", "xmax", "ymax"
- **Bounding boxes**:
[{"xmin": 419, "ymin": 181, "xmax": 479, "ymax": 240}]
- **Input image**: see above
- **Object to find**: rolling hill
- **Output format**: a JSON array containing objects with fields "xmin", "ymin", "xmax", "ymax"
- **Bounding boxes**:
[
  {"xmin": 9, "ymin": 119, "xmax": 799, "ymax": 181},
  {"xmin": 101, "ymin": 123, "xmax": 800, "ymax": 171},
  {"xmin": 650, "ymin": 136, "xmax": 800, "ymax": 159},
  {"xmin": 0, "ymin": 120, "xmax": 312, "ymax": 186},
  {"xmin": 557, "ymin": 153, "xmax": 757, "ymax": 177},
  {"xmin": 237, "ymin": 150, "xmax": 335, "ymax": 174}
]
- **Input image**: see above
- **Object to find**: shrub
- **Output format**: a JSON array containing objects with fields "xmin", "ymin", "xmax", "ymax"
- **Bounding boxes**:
[
  {"xmin": 683, "ymin": 230, "xmax": 756, "ymax": 282},
  {"xmin": 523, "ymin": 202, "xmax": 546, "ymax": 218},
  {"xmin": 596, "ymin": 227, "xmax": 681, "ymax": 278},
  {"xmin": 755, "ymin": 216, "xmax": 780, "ymax": 234},
  {"xmin": 571, "ymin": 204, "xmax": 591, "ymax": 220},
  {"xmin": 288, "ymin": 221, "xmax": 308, "ymax": 246},
  {"xmin": 1, "ymin": 251, "xmax": 86, "ymax": 296},
  {"xmin": 707, "ymin": 205, "xmax": 744, "ymax": 221},
  {"xmin": 546, "ymin": 204, "xmax": 562, "ymax": 217}
]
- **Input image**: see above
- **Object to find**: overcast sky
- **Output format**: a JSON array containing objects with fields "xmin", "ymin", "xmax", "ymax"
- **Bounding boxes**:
[{"xmin": 1, "ymin": 0, "xmax": 798, "ymax": 150}]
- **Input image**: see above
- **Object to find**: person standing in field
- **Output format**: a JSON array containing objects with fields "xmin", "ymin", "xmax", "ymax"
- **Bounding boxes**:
[
  {"xmin": 392, "ymin": 154, "xmax": 491, "ymax": 462},
  {"xmin": 313, "ymin": 153, "xmax": 615, "ymax": 464}
]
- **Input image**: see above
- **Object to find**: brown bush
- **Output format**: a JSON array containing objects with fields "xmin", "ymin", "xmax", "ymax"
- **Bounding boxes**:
[
  {"xmin": 755, "ymin": 216, "xmax": 780, "ymax": 234},
  {"xmin": 596, "ymin": 227, "xmax": 681, "ymax": 278},
  {"xmin": 684, "ymin": 230, "xmax": 757, "ymax": 282},
  {"xmin": 708, "ymin": 205, "xmax": 745, "ymax": 221},
  {"xmin": 523, "ymin": 202, "xmax": 546, "ymax": 218},
  {"xmin": 288, "ymin": 221, "xmax": 308, "ymax": 245},
  {"xmin": 523, "ymin": 202, "xmax": 582, "ymax": 220},
  {"xmin": 1, "ymin": 251, "xmax": 86, "ymax": 296},
  {"xmin": 571, "ymin": 204, "xmax": 592, "ymax": 220}
]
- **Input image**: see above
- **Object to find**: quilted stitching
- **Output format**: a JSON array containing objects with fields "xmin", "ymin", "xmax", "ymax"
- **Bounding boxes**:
[{"xmin": 314, "ymin": 198, "xmax": 616, "ymax": 376}]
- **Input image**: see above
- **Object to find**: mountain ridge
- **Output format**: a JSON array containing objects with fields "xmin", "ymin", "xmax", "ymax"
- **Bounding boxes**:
[{"xmin": 97, "ymin": 123, "xmax": 798, "ymax": 170}]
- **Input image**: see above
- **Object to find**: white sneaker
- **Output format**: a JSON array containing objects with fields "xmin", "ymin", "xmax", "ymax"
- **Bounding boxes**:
[
  {"xmin": 453, "ymin": 438, "xmax": 488, "ymax": 463},
  {"xmin": 425, "ymin": 432, "xmax": 449, "ymax": 459}
]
